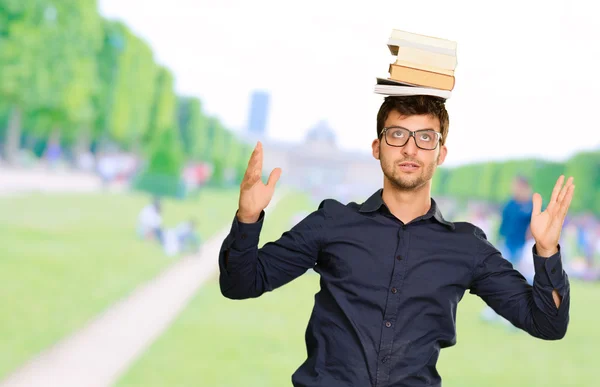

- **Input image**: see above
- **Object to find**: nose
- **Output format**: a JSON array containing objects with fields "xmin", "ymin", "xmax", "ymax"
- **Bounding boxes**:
[{"xmin": 402, "ymin": 135, "xmax": 419, "ymax": 157}]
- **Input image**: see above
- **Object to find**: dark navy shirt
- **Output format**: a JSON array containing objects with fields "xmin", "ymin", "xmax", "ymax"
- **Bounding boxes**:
[{"xmin": 218, "ymin": 189, "xmax": 570, "ymax": 387}]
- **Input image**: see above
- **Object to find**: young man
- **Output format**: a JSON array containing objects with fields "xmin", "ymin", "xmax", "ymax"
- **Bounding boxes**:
[{"xmin": 218, "ymin": 96, "xmax": 574, "ymax": 387}]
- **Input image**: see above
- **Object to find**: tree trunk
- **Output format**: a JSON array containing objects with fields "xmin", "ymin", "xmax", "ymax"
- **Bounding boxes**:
[
  {"xmin": 3, "ymin": 105, "xmax": 22, "ymax": 164},
  {"xmin": 75, "ymin": 126, "xmax": 91, "ymax": 157}
]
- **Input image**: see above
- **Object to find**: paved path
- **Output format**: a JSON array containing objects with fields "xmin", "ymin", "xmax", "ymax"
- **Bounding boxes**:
[
  {"xmin": 0, "ymin": 195, "xmax": 282, "ymax": 387},
  {"xmin": 0, "ymin": 167, "xmax": 103, "ymax": 196}
]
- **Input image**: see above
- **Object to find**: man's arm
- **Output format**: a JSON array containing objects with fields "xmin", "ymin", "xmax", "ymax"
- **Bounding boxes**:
[
  {"xmin": 218, "ymin": 203, "xmax": 327, "ymax": 300},
  {"xmin": 469, "ymin": 228, "xmax": 570, "ymax": 340}
]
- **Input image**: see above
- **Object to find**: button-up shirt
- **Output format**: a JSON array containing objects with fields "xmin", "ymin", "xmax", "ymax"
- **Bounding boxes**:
[{"xmin": 218, "ymin": 189, "xmax": 570, "ymax": 387}]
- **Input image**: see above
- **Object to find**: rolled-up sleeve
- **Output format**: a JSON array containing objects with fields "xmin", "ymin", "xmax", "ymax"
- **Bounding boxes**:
[
  {"xmin": 218, "ymin": 202, "xmax": 328, "ymax": 300},
  {"xmin": 469, "ymin": 228, "xmax": 570, "ymax": 340}
]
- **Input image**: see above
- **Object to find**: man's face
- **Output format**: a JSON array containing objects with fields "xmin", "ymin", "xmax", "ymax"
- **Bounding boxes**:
[
  {"xmin": 513, "ymin": 179, "xmax": 531, "ymax": 201},
  {"xmin": 372, "ymin": 111, "xmax": 447, "ymax": 191}
]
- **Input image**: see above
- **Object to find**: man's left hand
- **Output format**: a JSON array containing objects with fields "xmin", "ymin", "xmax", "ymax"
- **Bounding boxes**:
[{"xmin": 530, "ymin": 175, "xmax": 575, "ymax": 258}]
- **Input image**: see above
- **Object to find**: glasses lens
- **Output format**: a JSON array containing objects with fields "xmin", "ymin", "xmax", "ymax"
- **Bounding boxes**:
[
  {"xmin": 385, "ymin": 127, "xmax": 409, "ymax": 146},
  {"xmin": 415, "ymin": 130, "xmax": 439, "ymax": 150}
]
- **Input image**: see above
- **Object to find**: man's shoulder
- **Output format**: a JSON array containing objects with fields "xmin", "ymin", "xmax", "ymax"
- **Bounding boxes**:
[
  {"xmin": 315, "ymin": 197, "xmax": 361, "ymax": 218},
  {"xmin": 451, "ymin": 220, "xmax": 489, "ymax": 239}
]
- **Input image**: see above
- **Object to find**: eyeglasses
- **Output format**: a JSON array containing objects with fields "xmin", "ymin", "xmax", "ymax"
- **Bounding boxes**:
[{"xmin": 380, "ymin": 127, "xmax": 442, "ymax": 150}]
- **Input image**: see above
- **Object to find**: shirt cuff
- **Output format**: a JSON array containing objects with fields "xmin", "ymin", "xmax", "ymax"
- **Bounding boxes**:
[
  {"xmin": 532, "ymin": 244, "xmax": 565, "ymax": 289},
  {"xmin": 230, "ymin": 210, "xmax": 265, "ymax": 251}
]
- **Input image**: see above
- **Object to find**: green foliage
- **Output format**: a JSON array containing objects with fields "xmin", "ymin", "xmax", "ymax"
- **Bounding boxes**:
[
  {"xmin": 25, "ymin": 0, "xmax": 103, "ymax": 139},
  {"xmin": 0, "ymin": 0, "xmax": 43, "ymax": 104},
  {"xmin": 437, "ymin": 154, "xmax": 600, "ymax": 215},
  {"xmin": 177, "ymin": 96, "xmax": 209, "ymax": 159},
  {"xmin": 565, "ymin": 151, "xmax": 600, "ymax": 214},
  {"xmin": 133, "ymin": 129, "xmax": 185, "ymax": 198},
  {"xmin": 95, "ymin": 20, "xmax": 158, "ymax": 148},
  {"xmin": 143, "ymin": 66, "xmax": 177, "ymax": 150}
]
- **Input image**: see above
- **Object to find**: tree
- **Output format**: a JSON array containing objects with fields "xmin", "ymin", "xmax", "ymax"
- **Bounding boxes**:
[
  {"xmin": 176, "ymin": 96, "xmax": 210, "ymax": 159},
  {"xmin": 564, "ymin": 151, "xmax": 600, "ymax": 214},
  {"xmin": 133, "ymin": 128, "xmax": 185, "ymax": 198},
  {"xmin": 97, "ymin": 22, "xmax": 158, "ymax": 151},
  {"xmin": 23, "ymin": 0, "xmax": 103, "ymax": 156},
  {"xmin": 143, "ymin": 66, "xmax": 177, "ymax": 150},
  {"xmin": 0, "ymin": 0, "xmax": 46, "ymax": 162}
]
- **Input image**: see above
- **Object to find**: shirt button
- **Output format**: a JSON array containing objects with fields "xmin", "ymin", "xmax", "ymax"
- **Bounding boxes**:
[
  {"xmin": 382, "ymin": 356, "xmax": 389, "ymax": 363},
  {"xmin": 385, "ymin": 321, "xmax": 392, "ymax": 328},
  {"xmin": 391, "ymin": 287, "xmax": 398, "ymax": 294},
  {"xmin": 241, "ymin": 233, "xmax": 247, "ymax": 240},
  {"xmin": 396, "ymin": 255, "xmax": 402, "ymax": 261},
  {"xmin": 551, "ymin": 268, "xmax": 556, "ymax": 274}
]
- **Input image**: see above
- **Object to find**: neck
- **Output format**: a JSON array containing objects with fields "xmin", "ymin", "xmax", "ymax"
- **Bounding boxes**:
[{"xmin": 381, "ymin": 179, "xmax": 432, "ymax": 225}]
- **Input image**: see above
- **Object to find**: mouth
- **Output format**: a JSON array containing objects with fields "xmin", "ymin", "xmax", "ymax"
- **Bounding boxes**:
[{"xmin": 397, "ymin": 162, "xmax": 421, "ymax": 172}]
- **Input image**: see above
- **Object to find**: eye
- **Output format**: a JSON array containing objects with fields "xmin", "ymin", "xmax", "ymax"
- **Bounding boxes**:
[{"xmin": 390, "ymin": 129, "xmax": 405, "ymax": 138}]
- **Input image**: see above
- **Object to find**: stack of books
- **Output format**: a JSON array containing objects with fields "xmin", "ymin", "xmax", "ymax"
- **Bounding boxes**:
[{"xmin": 374, "ymin": 29, "xmax": 458, "ymax": 100}]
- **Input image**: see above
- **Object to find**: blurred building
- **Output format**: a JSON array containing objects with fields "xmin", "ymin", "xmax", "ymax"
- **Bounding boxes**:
[
  {"xmin": 261, "ymin": 120, "xmax": 383, "ymax": 203},
  {"xmin": 246, "ymin": 90, "xmax": 271, "ymax": 137}
]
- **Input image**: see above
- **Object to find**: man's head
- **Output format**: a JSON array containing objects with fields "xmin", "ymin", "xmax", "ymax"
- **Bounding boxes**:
[
  {"xmin": 512, "ymin": 175, "xmax": 532, "ymax": 202},
  {"xmin": 372, "ymin": 96, "xmax": 449, "ymax": 191}
]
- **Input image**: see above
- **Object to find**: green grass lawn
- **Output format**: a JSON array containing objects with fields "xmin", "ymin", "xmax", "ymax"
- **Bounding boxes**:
[
  {"xmin": 116, "ymin": 191, "xmax": 320, "ymax": 387},
  {"xmin": 115, "ymin": 191, "xmax": 597, "ymax": 387},
  {"xmin": 0, "ymin": 188, "xmax": 239, "ymax": 380}
]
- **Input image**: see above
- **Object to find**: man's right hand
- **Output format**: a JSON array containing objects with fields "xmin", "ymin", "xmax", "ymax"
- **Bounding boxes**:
[{"xmin": 237, "ymin": 141, "xmax": 281, "ymax": 223}]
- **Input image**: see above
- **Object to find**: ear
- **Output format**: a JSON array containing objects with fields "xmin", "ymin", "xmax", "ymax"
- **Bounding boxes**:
[
  {"xmin": 372, "ymin": 139, "xmax": 380, "ymax": 160},
  {"xmin": 437, "ymin": 144, "xmax": 448, "ymax": 166}
]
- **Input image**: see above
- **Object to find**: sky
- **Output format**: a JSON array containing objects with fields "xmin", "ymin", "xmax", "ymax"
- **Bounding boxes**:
[{"xmin": 98, "ymin": 0, "xmax": 599, "ymax": 166}]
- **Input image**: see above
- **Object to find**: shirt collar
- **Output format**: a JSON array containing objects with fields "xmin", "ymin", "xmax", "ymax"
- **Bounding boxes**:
[{"xmin": 359, "ymin": 189, "xmax": 455, "ymax": 230}]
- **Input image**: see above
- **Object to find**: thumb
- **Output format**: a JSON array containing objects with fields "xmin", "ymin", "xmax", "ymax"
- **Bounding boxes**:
[
  {"xmin": 532, "ymin": 193, "xmax": 542, "ymax": 216},
  {"xmin": 266, "ymin": 167, "xmax": 282, "ymax": 189}
]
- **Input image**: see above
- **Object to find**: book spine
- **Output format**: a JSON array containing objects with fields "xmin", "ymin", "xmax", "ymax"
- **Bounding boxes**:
[
  {"xmin": 393, "ymin": 60, "xmax": 454, "ymax": 76},
  {"xmin": 388, "ymin": 64, "xmax": 455, "ymax": 91}
]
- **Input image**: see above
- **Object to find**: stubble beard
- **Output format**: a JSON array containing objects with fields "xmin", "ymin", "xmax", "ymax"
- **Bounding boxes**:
[{"xmin": 381, "ymin": 153, "xmax": 439, "ymax": 191}]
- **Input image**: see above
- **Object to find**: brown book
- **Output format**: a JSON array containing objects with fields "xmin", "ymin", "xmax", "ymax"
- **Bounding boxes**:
[{"xmin": 389, "ymin": 63, "xmax": 455, "ymax": 91}]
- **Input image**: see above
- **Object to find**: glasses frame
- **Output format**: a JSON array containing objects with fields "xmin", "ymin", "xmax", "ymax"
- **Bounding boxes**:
[{"xmin": 380, "ymin": 126, "xmax": 442, "ymax": 150}]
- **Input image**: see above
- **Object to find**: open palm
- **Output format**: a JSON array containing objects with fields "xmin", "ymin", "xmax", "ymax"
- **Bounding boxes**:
[
  {"xmin": 237, "ymin": 141, "xmax": 281, "ymax": 222},
  {"xmin": 530, "ymin": 175, "xmax": 575, "ymax": 254}
]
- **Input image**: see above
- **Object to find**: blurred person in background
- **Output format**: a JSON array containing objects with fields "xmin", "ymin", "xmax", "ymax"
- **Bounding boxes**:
[
  {"xmin": 137, "ymin": 197, "xmax": 163, "ymax": 244},
  {"xmin": 218, "ymin": 96, "xmax": 574, "ymax": 387},
  {"xmin": 497, "ymin": 175, "xmax": 534, "ymax": 269},
  {"xmin": 481, "ymin": 175, "xmax": 534, "ymax": 324},
  {"xmin": 175, "ymin": 218, "xmax": 201, "ymax": 253}
]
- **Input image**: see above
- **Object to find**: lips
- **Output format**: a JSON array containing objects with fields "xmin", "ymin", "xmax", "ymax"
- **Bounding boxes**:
[
  {"xmin": 397, "ymin": 161, "xmax": 421, "ymax": 172},
  {"xmin": 399, "ymin": 162, "xmax": 420, "ymax": 167}
]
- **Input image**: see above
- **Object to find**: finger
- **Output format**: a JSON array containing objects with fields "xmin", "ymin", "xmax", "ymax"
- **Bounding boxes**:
[
  {"xmin": 532, "ymin": 193, "xmax": 542, "ymax": 216},
  {"xmin": 549, "ymin": 175, "xmax": 565, "ymax": 204},
  {"xmin": 556, "ymin": 176, "xmax": 574, "ymax": 205},
  {"xmin": 255, "ymin": 141, "xmax": 263, "ymax": 175},
  {"xmin": 243, "ymin": 142, "xmax": 262, "ymax": 182},
  {"xmin": 266, "ymin": 167, "xmax": 282, "ymax": 189},
  {"xmin": 243, "ymin": 142, "xmax": 260, "ymax": 178},
  {"xmin": 559, "ymin": 184, "xmax": 575, "ymax": 218}
]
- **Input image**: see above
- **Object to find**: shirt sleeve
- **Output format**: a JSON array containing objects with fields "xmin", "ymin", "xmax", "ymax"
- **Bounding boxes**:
[
  {"xmin": 469, "ymin": 227, "xmax": 570, "ymax": 340},
  {"xmin": 218, "ymin": 201, "xmax": 328, "ymax": 300}
]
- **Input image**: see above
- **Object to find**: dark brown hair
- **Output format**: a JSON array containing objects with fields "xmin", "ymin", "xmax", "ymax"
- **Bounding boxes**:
[{"xmin": 376, "ymin": 96, "xmax": 449, "ymax": 145}]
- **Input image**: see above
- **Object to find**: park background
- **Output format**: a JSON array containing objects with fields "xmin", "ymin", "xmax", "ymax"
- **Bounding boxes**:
[{"xmin": 1, "ymin": 0, "xmax": 599, "ymax": 386}]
